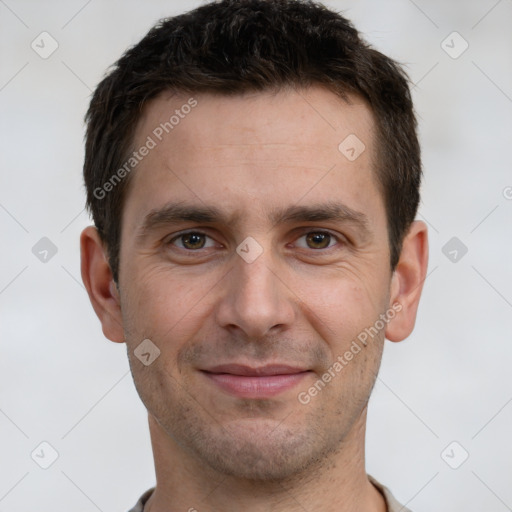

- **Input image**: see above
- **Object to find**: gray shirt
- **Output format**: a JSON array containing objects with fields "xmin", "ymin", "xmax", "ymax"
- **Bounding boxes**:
[{"xmin": 127, "ymin": 475, "xmax": 412, "ymax": 511}]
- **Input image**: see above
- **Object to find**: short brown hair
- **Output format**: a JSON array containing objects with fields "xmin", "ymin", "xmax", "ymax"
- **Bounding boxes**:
[{"xmin": 84, "ymin": 0, "xmax": 421, "ymax": 283}]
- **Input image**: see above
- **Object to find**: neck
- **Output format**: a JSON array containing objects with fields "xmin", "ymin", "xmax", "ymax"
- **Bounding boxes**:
[{"xmin": 144, "ymin": 409, "xmax": 387, "ymax": 512}]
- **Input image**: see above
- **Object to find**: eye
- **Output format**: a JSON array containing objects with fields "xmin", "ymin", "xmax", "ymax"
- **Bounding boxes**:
[
  {"xmin": 295, "ymin": 231, "xmax": 340, "ymax": 250},
  {"xmin": 168, "ymin": 231, "xmax": 216, "ymax": 250}
]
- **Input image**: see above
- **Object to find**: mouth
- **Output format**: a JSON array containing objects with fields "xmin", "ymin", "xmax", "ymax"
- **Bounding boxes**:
[{"xmin": 200, "ymin": 364, "xmax": 312, "ymax": 399}]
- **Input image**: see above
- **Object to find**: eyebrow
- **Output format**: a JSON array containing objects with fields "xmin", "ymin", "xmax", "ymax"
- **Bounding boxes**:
[{"xmin": 136, "ymin": 200, "xmax": 371, "ymax": 242}]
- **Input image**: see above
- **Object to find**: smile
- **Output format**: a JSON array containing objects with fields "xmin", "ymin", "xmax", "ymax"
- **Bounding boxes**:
[{"xmin": 201, "ymin": 364, "xmax": 312, "ymax": 398}]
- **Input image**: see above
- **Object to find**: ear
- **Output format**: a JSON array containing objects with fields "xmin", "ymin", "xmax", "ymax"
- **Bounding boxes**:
[
  {"xmin": 80, "ymin": 226, "xmax": 125, "ymax": 343},
  {"xmin": 385, "ymin": 220, "xmax": 429, "ymax": 342}
]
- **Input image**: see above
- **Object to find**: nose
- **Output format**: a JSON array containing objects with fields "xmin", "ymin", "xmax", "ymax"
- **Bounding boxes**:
[{"xmin": 214, "ymin": 248, "xmax": 296, "ymax": 339}]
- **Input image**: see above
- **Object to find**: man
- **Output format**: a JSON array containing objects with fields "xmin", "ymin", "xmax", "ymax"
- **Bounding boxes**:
[{"xmin": 80, "ymin": 0, "xmax": 428, "ymax": 510}]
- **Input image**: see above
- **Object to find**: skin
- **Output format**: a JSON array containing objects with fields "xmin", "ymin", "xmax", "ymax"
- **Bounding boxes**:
[{"xmin": 81, "ymin": 85, "xmax": 428, "ymax": 512}]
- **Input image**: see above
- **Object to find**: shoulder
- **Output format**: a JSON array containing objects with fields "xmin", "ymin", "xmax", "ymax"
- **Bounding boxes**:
[
  {"xmin": 368, "ymin": 475, "xmax": 413, "ymax": 512},
  {"xmin": 126, "ymin": 487, "xmax": 155, "ymax": 512}
]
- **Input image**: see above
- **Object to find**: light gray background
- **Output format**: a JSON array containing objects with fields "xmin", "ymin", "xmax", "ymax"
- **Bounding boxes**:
[{"xmin": 1, "ymin": 0, "xmax": 511, "ymax": 510}]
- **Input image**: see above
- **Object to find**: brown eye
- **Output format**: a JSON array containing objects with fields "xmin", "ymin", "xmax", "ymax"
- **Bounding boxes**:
[
  {"xmin": 170, "ymin": 232, "xmax": 214, "ymax": 250},
  {"xmin": 305, "ymin": 232, "xmax": 332, "ymax": 249},
  {"xmin": 182, "ymin": 233, "xmax": 205, "ymax": 249}
]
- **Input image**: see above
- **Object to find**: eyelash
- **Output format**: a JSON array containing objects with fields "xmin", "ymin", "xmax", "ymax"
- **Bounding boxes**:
[{"xmin": 166, "ymin": 229, "xmax": 344, "ymax": 252}]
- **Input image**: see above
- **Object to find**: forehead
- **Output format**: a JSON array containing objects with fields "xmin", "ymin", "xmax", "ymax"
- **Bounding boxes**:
[
  {"xmin": 135, "ymin": 86, "xmax": 375, "ymax": 156},
  {"xmin": 123, "ymin": 86, "xmax": 382, "ymax": 233}
]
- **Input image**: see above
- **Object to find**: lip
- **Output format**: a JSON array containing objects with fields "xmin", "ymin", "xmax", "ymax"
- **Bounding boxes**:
[{"xmin": 201, "ymin": 364, "xmax": 311, "ymax": 398}]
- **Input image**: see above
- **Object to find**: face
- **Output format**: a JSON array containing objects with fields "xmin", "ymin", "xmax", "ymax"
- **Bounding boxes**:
[{"xmin": 117, "ymin": 86, "xmax": 395, "ymax": 480}]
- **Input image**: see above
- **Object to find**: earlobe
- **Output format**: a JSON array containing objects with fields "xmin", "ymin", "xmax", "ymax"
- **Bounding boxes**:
[
  {"xmin": 80, "ymin": 226, "xmax": 125, "ymax": 343},
  {"xmin": 385, "ymin": 220, "xmax": 429, "ymax": 343}
]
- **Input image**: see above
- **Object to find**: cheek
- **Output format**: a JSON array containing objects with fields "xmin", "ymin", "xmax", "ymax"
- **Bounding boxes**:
[
  {"xmin": 300, "ymin": 270, "xmax": 387, "ymax": 349},
  {"xmin": 121, "ymin": 264, "xmax": 220, "ymax": 350}
]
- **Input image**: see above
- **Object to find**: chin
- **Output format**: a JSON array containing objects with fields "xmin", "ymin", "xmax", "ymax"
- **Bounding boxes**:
[{"xmin": 186, "ymin": 419, "xmax": 330, "ymax": 482}]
